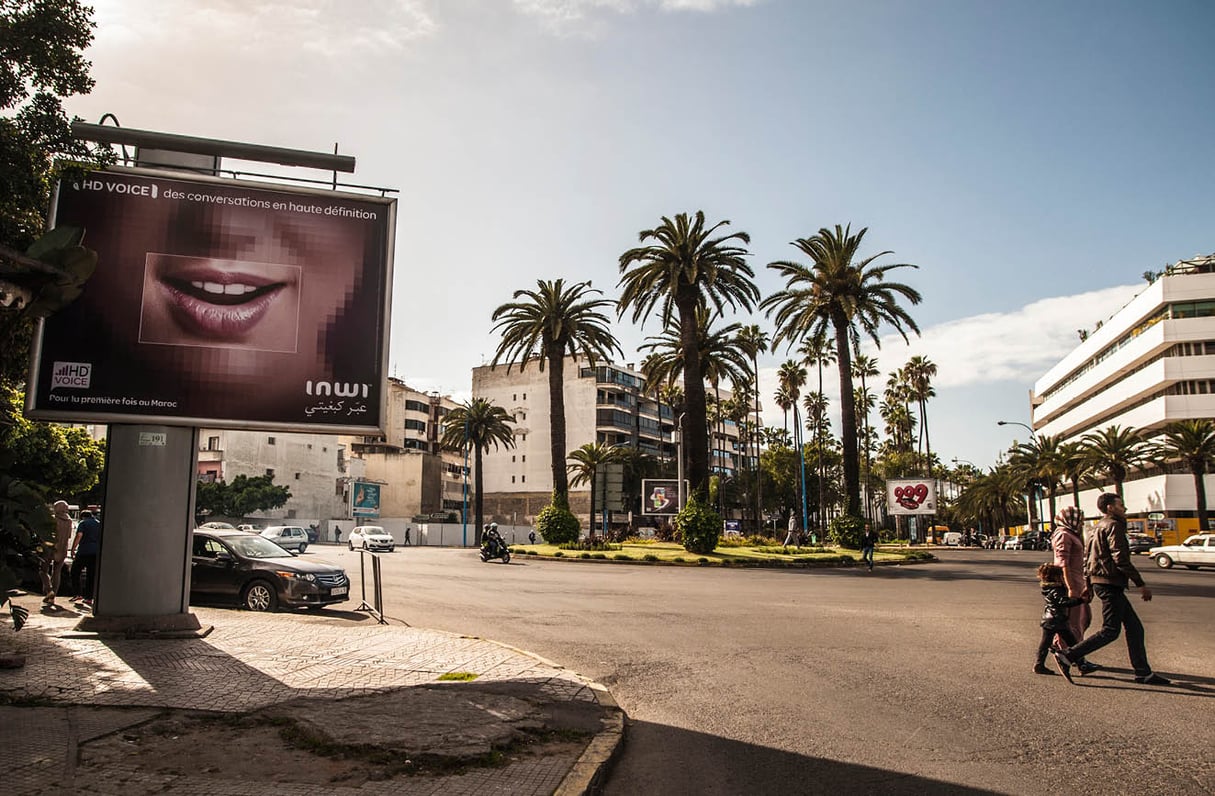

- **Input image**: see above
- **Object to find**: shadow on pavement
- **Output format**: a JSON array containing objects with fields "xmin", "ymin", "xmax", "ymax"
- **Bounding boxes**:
[{"xmin": 605, "ymin": 720, "xmax": 1003, "ymax": 795}]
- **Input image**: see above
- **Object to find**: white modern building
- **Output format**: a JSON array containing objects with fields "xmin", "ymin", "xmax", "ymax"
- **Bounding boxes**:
[
  {"xmin": 472, "ymin": 355, "xmax": 747, "ymax": 528},
  {"xmin": 1030, "ymin": 253, "xmax": 1215, "ymax": 541}
]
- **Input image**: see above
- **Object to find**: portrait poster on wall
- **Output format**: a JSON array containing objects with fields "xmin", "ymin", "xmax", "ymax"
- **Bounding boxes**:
[{"xmin": 26, "ymin": 167, "xmax": 395, "ymax": 433}]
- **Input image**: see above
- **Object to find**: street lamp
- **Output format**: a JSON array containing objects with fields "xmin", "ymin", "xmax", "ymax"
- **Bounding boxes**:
[{"xmin": 996, "ymin": 420, "xmax": 1040, "ymax": 532}]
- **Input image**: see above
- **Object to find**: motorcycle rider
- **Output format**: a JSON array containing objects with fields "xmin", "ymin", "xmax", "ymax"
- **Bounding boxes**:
[{"xmin": 483, "ymin": 523, "xmax": 503, "ymax": 556}]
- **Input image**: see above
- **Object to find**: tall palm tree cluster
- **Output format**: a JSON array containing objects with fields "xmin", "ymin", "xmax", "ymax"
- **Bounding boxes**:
[
  {"xmin": 444, "ymin": 213, "xmax": 927, "ymax": 539},
  {"xmin": 956, "ymin": 420, "xmax": 1215, "ymax": 536}
]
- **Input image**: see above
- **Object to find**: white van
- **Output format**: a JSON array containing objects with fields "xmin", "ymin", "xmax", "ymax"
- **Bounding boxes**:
[{"xmin": 942, "ymin": 531, "xmax": 963, "ymax": 546}]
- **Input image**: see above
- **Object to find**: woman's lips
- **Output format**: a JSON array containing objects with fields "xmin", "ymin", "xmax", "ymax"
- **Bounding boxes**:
[{"xmin": 157, "ymin": 270, "xmax": 290, "ymax": 339}]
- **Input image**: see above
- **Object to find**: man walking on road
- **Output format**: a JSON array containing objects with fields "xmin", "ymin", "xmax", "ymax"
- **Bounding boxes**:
[
  {"xmin": 861, "ymin": 523, "xmax": 878, "ymax": 571},
  {"xmin": 1054, "ymin": 492, "xmax": 1169, "ymax": 685}
]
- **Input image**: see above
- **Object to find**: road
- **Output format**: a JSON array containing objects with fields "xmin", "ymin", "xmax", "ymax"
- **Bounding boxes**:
[{"xmin": 309, "ymin": 546, "xmax": 1215, "ymax": 795}]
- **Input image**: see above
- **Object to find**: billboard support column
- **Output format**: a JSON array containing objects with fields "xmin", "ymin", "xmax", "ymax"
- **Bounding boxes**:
[{"xmin": 76, "ymin": 424, "xmax": 207, "ymax": 636}]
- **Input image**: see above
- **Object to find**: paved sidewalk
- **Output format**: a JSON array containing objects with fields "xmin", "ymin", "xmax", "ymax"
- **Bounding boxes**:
[{"xmin": 0, "ymin": 594, "xmax": 622, "ymax": 795}]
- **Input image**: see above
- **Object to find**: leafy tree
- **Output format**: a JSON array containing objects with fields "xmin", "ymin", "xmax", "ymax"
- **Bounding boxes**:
[
  {"xmin": 567, "ymin": 442, "xmax": 626, "ymax": 539},
  {"xmin": 1150, "ymin": 419, "xmax": 1215, "ymax": 532},
  {"xmin": 675, "ymin": 493, "xmax": 721, "ymax": 555},
  {"xmin": 763, "ymin": 224, "xmax": 921, "ymax": 518},
  {"xmin": 0, "ymin": 385, "xmax": 103, "ymax": 499},
  {"xmin": 618, "ymin": 211, "xmax": 758, "ymax": 502},
  {"xmin": 1, "ymin": 0, "xmax": 109, "ymax": 385},
  {"xmin": 195, "ymin": 474, "xmax": 291, "ymax": 519},
  {"xmin": 440, "ymin": 397, "xmax": 516, "ymax": 544},
  {"xmin": 490, "ymin": 279, "xmax": 620, "ymax": 505}
]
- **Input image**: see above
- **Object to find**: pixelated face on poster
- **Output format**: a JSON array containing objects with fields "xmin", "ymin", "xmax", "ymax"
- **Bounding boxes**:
[{"xmin": 26, "ymin": 170, "xmax": 394, "ymax": 432}]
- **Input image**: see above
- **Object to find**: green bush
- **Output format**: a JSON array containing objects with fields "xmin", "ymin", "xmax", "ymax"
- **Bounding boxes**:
[
  {"xmin": 580, "ymin": 552, "xmax": 591, "ymax": 559},
  {"xmin": 612, "ymin": 553, "xmax": 631, "ymax": 561},
  {"xmin": 535, "ymin": 495, "xmax": 580, "ymax": 546},
  {"xmin": 553, "ymin": 551, "xmax": 565, "ymax": 557},
  {"xmin": 558, "ymin": 539, "xmax": 619, "ymax": 551},
  {"xmin": 675, "ymin": 495, "xmax": 722, "ymax": 555},
  {"xmin": 673, "ymin": 556, "xmax": 686, "ymax": 563},
  {"xmin": 643, "ymin": 554, "xmax": 659, "ymax": 562},
  {"xmin": 591, "ymin": 552, "xmax": 607, "ymax": 559},
  {"xmin": 828, "ymin": 514, "xmax": 865, "ymax": 549}
]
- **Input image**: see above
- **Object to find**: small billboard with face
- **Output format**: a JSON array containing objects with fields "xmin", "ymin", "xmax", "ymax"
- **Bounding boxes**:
[{"xmin": 26, "ymin": 168, "xmax": 395, "ymax": 433}]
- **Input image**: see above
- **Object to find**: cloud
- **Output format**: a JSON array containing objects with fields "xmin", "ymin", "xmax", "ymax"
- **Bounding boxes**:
[
  {"xmin": 91, "ymin": 0, "xmax": 439, "ymax": 57},
  {"xmin": 753, "ymin": 283, "xmax": 1143, "ymax": 426},
  {"xmin": 511, "ymin": 0, "xmax": 761, "ymax": 35}
]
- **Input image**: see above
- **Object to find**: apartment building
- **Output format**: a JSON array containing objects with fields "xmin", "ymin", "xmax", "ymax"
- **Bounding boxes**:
[
  {"xmin": 1030, "ymin": 253, "xmax": 1215, "ymax": 539},
  {"xmin": 471, "ymin": 356, "xmax": 747, "ymax": 526},
  {"xmin": 343, "ymin": 377, "xmax": 467, "ymax": 520}
]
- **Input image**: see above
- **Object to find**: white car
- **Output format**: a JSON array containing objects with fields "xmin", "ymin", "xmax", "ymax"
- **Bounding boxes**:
[
  {"xmin": 260, "ymin": 525, "xmax": 309, "ymax": 553},
  {"xmin": 1149, "ymin": 533, "xmax": 1215, "ymax": 570},
  {"xmin": 349, "ymin": 525, "xmax": 395, "ymax": 552},
  {"xmin": 236, "ymin": 524, "xmax": 260, "ymax": 533}
]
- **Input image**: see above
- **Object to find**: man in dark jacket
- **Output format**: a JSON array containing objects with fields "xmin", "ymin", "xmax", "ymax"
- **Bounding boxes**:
[{"xmin": 1054, "ymin": 492, "xmax": 1169, "ymax": 685}]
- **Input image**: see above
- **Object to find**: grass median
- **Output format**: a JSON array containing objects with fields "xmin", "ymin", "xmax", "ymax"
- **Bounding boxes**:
[{"xmin": 507, "ymin": 541, "xmax": 931, "ymax": 567}]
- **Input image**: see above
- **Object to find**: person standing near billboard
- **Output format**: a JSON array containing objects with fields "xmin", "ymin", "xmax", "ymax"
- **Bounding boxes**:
[{"xmin": 70, "ymin": 510, "xmax": 102, "ymax": 607}]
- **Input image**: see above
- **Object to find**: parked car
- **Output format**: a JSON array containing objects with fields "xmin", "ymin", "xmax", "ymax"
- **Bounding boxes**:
[
  {"xmin": 190, "ymin": 529, "xmax": 349, "ymax": 611},
  {"xmin": 198, "ymin": 521, "xmax": 238, "ymax": 531},
  {"xmin": 260, "ymin": 525, "xmax": 309, "ymax": 553},
  {"xmin": 1003, "ymin": 535, "xmax": 1025, "ymax": 550},
  {"xmin": 1149, "ymin": 533, "xmax": 1215, "ymax": 570},
  {"xmin": 348, "ymin": 525, "xmax": 395, "ymax": 552},
  {"xmin": 1126, "ymin": 532, "xmax": 1156, "ymax": 554}
]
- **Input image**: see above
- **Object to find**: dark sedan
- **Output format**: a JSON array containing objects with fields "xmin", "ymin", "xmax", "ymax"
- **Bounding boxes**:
[
  {"xmin": 1127, "ymin": 533, "xmax": 1157, "ymax": 554},
  {"xmin": 191, "ymin": 529, "xmax": 349, "ymax": 612}
]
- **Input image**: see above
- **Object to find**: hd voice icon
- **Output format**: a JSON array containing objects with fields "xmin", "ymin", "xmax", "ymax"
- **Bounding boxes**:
[{"xmin": 51, "ymin": 361, "xmax": 92, "ymax": 390}]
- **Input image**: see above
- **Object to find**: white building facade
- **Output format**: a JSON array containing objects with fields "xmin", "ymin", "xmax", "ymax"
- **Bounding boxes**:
[{"xmin": 1030, "ymin": 254, "xmax": 1215, "ymax": 541}]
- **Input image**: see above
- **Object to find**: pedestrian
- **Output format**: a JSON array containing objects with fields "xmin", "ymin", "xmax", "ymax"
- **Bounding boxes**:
[
  {"xmin": 334, "ymin": 525, "xmax": 342, "ymax": 544},
  {"xmin": 783, "ymin": 512, "xmax": 798, "ymax": 547},
  {"xmin": 40, "ymin": 500, "xmax": 73, "ymax": 608},
  {"xmin": 69, "ymin": 509, "xmax": 102, "ymax": 608},
  {"xmin": 528, "ymin": 530, "xmax": 536, "ymax": 545},
  {"xmin": 1035, "ymin": 563, "xmax": 1083, "ymax": 677},
  {"xmin": 1051, "ymin": 506, "xmax": 1093, "ymax": 648},
  {"xmin": 1053, "ymin": 492, "xmax": 1170, "ymax": 685},
  {"xmin": 860, "ymin": 523, "xmax": 878, "ymax": 571},
  {"xmin": 404, "ymin": 527, "xmax": 412, "ymax": 546}
]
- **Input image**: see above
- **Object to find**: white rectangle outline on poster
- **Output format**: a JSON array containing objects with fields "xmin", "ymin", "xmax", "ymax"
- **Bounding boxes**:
[
  {"xmin": 24, "ymin": 165, "xmax": 395, "ymax": 434},
  {"xmin": 886, "ymin": 478, "xmax": 938, "ymax": 515}
]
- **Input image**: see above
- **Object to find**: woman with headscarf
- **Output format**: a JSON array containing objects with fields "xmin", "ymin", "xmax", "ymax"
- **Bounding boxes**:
[{"xmin": 1052, "ymin": 506, "xmax": 1100, "ymax": 674}]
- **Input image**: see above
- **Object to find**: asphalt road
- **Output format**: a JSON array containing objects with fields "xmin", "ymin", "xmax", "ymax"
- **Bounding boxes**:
[{"xmin": 310, "ymin": 545, "xmax": 1215, "ymax": 795}]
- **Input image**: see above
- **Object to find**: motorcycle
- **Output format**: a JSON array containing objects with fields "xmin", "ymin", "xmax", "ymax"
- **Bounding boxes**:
[{"xmin": 480, "ymin": 527, "xmax": 511, "ymax": 564}]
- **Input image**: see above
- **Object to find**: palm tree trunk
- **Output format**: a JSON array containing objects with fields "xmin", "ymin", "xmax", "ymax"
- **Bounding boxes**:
[
  {"xmin": 1194, "ymin": 464, "xmax": 1209, "ymax": 533},
  {"xmin": 474, "ymin": 446, "xmax": 485, "ymax": 545},
  {"xmin": 753, "ymin": 352, "xmax": 763, "ymax": 535},
  {"xmin": 1071, "ymin": 477, "xmax": 1080, "ymax": 508},
  {"xmin": 547, "ymin": 345, "xmax": 569, "ymax": 502},
  {"xmin": 589, "ymin": 469, "xmax": 597, "ymax": 541},
  {"xmin": 922, "ymin": 401, "xmax": 932, "ymax": 478},
  {"xmin": 677, "ymin": 292, "xmax": 710, "ymax": 501},
  {"xmin": 831, "ymin": 312, "xmax": 861, "ymax": 517}
]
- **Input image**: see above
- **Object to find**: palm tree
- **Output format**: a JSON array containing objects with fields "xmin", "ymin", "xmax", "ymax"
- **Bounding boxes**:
[
  {"xmin": 1058, "ymin": 440, "xmax": 1090, "ymax": 508},
  {"xmin": 567, "ymin": 442, "xmax": 627, "ymax": 539},
  {"xmin": 490, "ymin": 279, "xmax": 621, "ymax": 506},
  {"xmin": 1081, "ymin": 425, "xmax": 1149, "ymax": 498},
  {"xmin": 777, "ymin": 359, "xmax": 808, "ymax": 532},
  {"xmin": 774, "ymin": 384, "xmax": 794, "ymax": 434},
  {"xmin": 958, "ymin": 465, "xmax": 1025, "ymax": 538},
  {"xmin": 763, "ymin": 224, "xmax": 921, "ymax": 517},
  {"xmin": 736, "ymin": 324, "xmax": 769, "ymax": 532},
  {"xmin": 799, "ymin": 332, "xmax": 835, "ymax": 537},
  {"xmin": 1008, "ymin": 433, "xmax": 1065, "ymax": 527},
  {"xmin": 440, "ymin": 398, "xmax": 516, "ymax": 544},
  {"xmin": 852, "ymin": 354, "xmax": 880, "ymax": 520},
  {"xmin": 903, "ymin": 356, "xmax": 937, "ymax": 476},
  {"xmin": 618, "ymin": 211, "xmax": 758, "ymax": 502},
  {"xmin": 1151, "ymin": 419, "xmax": 1215, "ymax": 532}
]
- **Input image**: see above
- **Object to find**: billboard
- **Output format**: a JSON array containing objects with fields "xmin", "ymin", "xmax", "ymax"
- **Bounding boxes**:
[
  {"xmin": 641, "ymin": 478, "xmax": 688, "ymax": 516},
  {"xmin": 352, "ymin": 482, "xmax": 381, "ymax": 518},
  {"xmin": 26, "ymin": 167, "xmax": 395, "ymax": 433},
  {"xmin": 886, "ymin": 478, "xmax": 938, "ymax": 515}
]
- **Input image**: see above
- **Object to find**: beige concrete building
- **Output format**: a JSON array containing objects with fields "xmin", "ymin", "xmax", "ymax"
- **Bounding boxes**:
[{"xmin": 472, "ymin": 356, "xmax": 747, "ymax": 527}]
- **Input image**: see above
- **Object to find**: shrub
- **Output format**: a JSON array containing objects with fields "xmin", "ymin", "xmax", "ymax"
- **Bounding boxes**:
[
  {"xmin": 535, "ymin": 494, "xmax": 580, "ymax": 546},
  {"xmin": 673, "ymin": 556, "xmax": 686, "ymax": 563},
  {"xmin": 580, "ymin": 552, "xmax": 591, "ymax": 559},
  {"xmin": 591, "ymin": 552, "xmax": 607, "ymax": 559},
  {"xmin": 828, "ymin": 514, "xmax": 865, "ymax": 549},
  {"xmin": 643, "ymin": 554, "xmax": 659, "ymax": 562},
  {"xmin": 553, "ymin": 551, "xmax": 564, "ymax": 557},
  {"xmin": 697, "ymin": 557, "xmax": 710, "ymax": 565},
  {"xmin": 612, "ymin": 553, "xmax": 631, "ymax": 561},
  {"xmin": 675, "ymin": 495, "xmax": 722, "ymax": 555},
  {"xmin": 559, "ymin": 539, "xmax": 619, "ymax": 552}
]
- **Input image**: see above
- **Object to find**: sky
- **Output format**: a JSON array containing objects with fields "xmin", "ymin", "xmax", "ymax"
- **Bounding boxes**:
[{"xmin": 64, "ymin": 0, "xmax": 1215, "ymax": 468}]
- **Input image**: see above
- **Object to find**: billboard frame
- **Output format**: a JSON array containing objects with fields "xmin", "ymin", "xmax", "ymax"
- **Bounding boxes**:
[{"xmin": 25, "ymin": 165, "xmax": 396, "ymax": 435}]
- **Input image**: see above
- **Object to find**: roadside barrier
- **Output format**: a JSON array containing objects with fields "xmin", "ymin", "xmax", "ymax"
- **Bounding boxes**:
[{"xmin": 354, "ymin": 549, "xmax": 386, "ymax": 624}]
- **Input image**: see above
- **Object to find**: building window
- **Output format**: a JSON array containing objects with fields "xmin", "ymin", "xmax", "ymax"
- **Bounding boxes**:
[
  {"xmin": 265, "ymin": 468, "xmax": 275, "ymax": 477},
  {"xmin": 520, "ymin": 412, "xmax": 526, "ymax": 420},
  {"xmin": 522, "ymin": 392, "xmax": 526, "ymax": 400},
  {"xmin": 207, "ymin": 436, "xmax": 220, "ymax": 450},
  {"xmin": 512, "ymin": 455, "xmax": 516, "ymax": 462},
  {"xmin": 267, "ymin": 436, "xmax": 276, "ymax": 445},
  {"xmin": 513, "ymin": 393, "xmax": 517, "ymax": 401},
  {"xmin": 522, "ymin": 455, "xmax": 526, "ymax": 462},
  {"xmin": 511, "ymin": 475, "xmax": 516, "ymax": 484},
  {"xmin": 294, "ymin": 472, "xmax": 301, "ymax": 480},
  {"xmin": 521, "ymin": 475, "xmax": 526, "ymax": 483}
]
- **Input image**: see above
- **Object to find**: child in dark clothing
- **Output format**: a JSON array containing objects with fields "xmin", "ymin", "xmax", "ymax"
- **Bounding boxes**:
[{"xmin": 1035, "ymin": 563, "xmax": 1083, "ymax": 680}]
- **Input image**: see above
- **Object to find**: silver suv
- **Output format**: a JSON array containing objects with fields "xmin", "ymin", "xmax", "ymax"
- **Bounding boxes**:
[{"xmin": 260, "ymin": 525, "xmax": 309, "ymax": 553}]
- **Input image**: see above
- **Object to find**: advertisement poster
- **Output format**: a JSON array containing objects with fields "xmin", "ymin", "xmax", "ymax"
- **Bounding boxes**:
[
  {"xmin": 26, "ymin": 168, "xmax": 394, "ymax": 432},
  {"xmin": 641, "ymin": 478, "xmax": 688, "ymax": 516},
  {"xmin": 352, "ymin": 482, "xmax": 381, "ymax": 518},
  {"xmin": 886, "ymin": 478, "xmax": 938, "ymax": 515}
]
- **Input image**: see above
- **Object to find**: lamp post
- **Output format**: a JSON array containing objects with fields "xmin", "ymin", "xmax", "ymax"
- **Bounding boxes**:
[
  {"xmin": 676, "ymin": 413, "xmax": 687, "ymax": 512},
  {"xmin": 996, "ymin": 420, "xmax": 1039, "ymax": 533}
]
